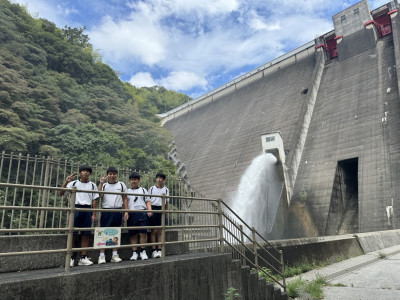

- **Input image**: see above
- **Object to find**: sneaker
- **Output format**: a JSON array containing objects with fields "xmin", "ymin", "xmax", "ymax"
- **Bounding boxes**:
[
  {"xmin": 98, "ymin": 256, "xmax": 106, "ymax": 264},
  {"xmin": 70, "ymin": 258, "xmax": 74, "ymax": 267},
  {"xmin": 130, "ymin": 252, "xmax": 138, "ymax": 261},
  {"xmin": 157, "ymin": 250, "xmax": 162, "ymax": 258},
  {"xmin": 111, "ymin": 254, "xmax": 122, "ymax": 263},
  {"xmin": 152, "ymin": 250, "xmax": 158, "ymax": 258},
  {"xmin": 78, "ymin": 257, "xmax": 93, "ymax": 266},
  {"xmin": 140, "ymin": 250, "xmax": 148, "ymax": 260}
]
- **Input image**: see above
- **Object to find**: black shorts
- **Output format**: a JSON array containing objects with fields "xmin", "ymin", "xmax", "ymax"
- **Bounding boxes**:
[
  {"xmin": 149, "ymin": 205, "xmax": 162, "ymax": 227},
  {"xmin": 100, "ymin": 209, "xmax": 123, "ymax": 227},
  {"xmin": 127, "ymin": 212, "xmax": 149, "ymax": 236},
  {"xmin": 74, "ymin": 204, "xmax": 92, "ymax": 235}
]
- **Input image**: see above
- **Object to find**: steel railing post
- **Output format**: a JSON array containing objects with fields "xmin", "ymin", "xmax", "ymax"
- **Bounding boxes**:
[
  {"xmin": 39, "ymin": 157, "xmax": 50, "ymax": 228},
  {"xmin": 280, "ymin": 250, "xmax": 286, "ymax": 291},
  {"xmin": 239, "ymin": 225, "xmax": 246, "ymax": 266},
  {"xmin": 161, "ymin": 194, "xmax": 166, "ymax": 260},
  {"xmin": 217, "ymin": 199, "xmax": 224, "ymax": 253},
  {"xmin": 64, "ymin": 187, "xmax": 76, "ymax": 272},
  {"xmin": 252, "ymin": 227, "xmax": 259, "ymax": 271}
]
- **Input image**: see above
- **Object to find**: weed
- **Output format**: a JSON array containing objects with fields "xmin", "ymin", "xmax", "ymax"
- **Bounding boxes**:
[
  {"xmin": 224, "ymin": 287, "xmax": 240, "ymax": 300},
  {"xmin": 256, "ymin": 267, "xmax": 282, "ymax": 282},
  {"xmin": 329, "ymin": 282, "xmax": 347, "ymax": 287},
  {"xmin": 378, "ymin": 251, "xmax": 387, "ymax": 259},
  {"xmin": 287, "ymin": 275, "xmax": 327, "ymax": 299},
  {"xmin": 299, "ymin": 190, "xmax": 308, "ymax": 203},
  {"xmin": 286, "ymin": 277, "xmax": 305, "ymax": 298}
]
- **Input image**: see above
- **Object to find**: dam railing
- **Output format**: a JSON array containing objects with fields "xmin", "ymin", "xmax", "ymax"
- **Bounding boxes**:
[{"xmin": 0, "ymin": 181, "xmax": 286, "ymax": 291}]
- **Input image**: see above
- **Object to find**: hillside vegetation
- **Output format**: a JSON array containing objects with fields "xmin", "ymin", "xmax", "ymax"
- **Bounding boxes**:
[{"xmin": 0, "ymin": 0, "xmax": 191, "ymax": 174}]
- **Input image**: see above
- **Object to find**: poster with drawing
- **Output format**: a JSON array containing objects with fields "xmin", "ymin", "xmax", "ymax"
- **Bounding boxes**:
[{"xmin": 94, "ymin": 227, "xmax": 121, "ymax": 249}]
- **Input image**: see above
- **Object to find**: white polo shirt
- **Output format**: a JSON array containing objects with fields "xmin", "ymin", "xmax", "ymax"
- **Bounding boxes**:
[
  {"xmin": 148, "ymin": 185, "xmax": 169, "ymax": 206},
  {"xmin": 127, "ymin": 187, "xmax": 149, "ymax": 210},
  {"xmin": 66, "ymin": 180, "xmax": 99, "ymax": 206},
  {"xmin": 101, "ymin": 181, "xmax": 127, "ymax": 208}
]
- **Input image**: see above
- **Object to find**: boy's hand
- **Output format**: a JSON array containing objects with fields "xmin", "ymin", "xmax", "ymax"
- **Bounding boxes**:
[{"xmin": 100, "ymin": 175, "xmax": 107, "ymax": 184}]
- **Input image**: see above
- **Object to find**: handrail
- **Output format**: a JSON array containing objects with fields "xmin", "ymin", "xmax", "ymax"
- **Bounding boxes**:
[{"xmin": 0, "ymin": 181, "xmax": 286, "ymax": 291}]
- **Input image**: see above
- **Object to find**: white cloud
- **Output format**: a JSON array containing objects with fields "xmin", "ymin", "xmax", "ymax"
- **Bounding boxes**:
[
  {"xmin": 89, "ymin": 13, "xmax": 167, "ymax": 66},
  {"xmin": 12, "ymin": 0, "xmax": 367, "ymax": 95},
  {"xmin": 129, "ymin": 72, "xmax": 157, "ymax": 88},
  {"xmin": 13, "ymin": 0, "xmax": 80, "ymax": 27},
  {"xmin": 160, "ymin": 71, "xmax": 208, "ymax": 91},
  {"xmin": 129, "ymin": 71, "xmax": 207, "ymax": 92}
]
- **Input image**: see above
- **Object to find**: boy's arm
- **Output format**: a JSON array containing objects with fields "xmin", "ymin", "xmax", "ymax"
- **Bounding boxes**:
[
  {"xmin": 58, "ymin": 174, "xmax": 76, "ymax": 196},
  {"xmin": 146, "ymin": 201, "xmax": 152, "ymax": 217},
  {"xmin": 91, "ymin": 198, "xmax": 97, "ymax": 223},
  {"xmin": 122, "ymin": 194, "xmax": 129, "ymax": 221},
  {"xmin": 98, "ymin": 175, "xmax": 107, "ymax": 191}
]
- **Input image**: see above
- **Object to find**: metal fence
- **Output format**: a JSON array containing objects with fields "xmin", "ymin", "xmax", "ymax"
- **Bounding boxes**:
[
  {"xmin": 0, "ymin": 152, "xmax": 286, "ymax": 290},
  {"xmin": 0, "ymin": 151, "xmax": 204, "ymax": 231}
]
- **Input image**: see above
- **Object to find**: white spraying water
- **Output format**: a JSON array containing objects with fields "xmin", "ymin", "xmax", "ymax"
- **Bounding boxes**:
[{"xmin": 230, "ymin": 153, "xmax": 284, "ymax": 239}]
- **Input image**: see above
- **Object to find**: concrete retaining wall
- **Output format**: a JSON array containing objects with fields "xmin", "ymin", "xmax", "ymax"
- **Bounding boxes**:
[
  {"xmin": 0, "ymin": 253, "xmax": 288, "ymax": 300},
  {"xmin": 270, "ymin": 229, "xmax": 400, "ymax": 267},
  {"xmin": 0, "ymin": 231, "xmax": 188, "ymax": 273}
]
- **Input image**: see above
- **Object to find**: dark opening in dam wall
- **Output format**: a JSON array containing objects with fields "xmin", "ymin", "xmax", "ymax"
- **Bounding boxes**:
[{"xmin": 163, "ymin": 0, "xmax": 400, "ymax": 238}]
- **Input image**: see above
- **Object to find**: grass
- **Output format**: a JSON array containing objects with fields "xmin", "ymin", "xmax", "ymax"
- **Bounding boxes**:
[
  {"xmin": 255, "ymin": 256, "xmax": 355, "ymax": 299},
  {"xmin": 256, "ymin": 257, "xmax": 342, "ymax": 283},
  {"xmin": 224, "ymin": 287, "xmax": 240, "ymax": 300},
  {"xmin": 286, "ymin": 274, "xmax": 328, "ymax": 299},
  {"xmin": 377, "ymin": 251, "xmax": 387, "ymax": 259}
]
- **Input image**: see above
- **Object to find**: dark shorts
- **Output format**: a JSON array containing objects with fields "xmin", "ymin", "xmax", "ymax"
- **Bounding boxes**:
[
  {"xmin": 74, "ymin": 204, "xmax": 92, "ymax": 235},
  {"xmin": 127, "ymin": 212, "xmax": 148, "ymax": 236},
  {"xmin": 100, "ymin": 209, "xmax": 123, "ymax": 227},
  {"xmin": 149, "ymin": 205, "xmax": 162, "ymax": 227}
]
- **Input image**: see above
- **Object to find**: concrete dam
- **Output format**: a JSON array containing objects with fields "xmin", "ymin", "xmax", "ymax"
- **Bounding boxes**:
[{"xmin": 162, "ymin": 0, "xmax": 400, "ymax": 239}]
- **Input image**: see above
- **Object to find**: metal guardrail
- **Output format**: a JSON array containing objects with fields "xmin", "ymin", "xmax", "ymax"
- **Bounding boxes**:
[{"xmin": 0, "ymin": 182, "xmax": 286, "ymax": 290}]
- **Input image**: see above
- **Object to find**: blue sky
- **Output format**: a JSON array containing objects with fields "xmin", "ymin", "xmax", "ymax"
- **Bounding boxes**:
[{"xmin": 13, "ymin": 0, "xmax": 387, "ymax": 98}]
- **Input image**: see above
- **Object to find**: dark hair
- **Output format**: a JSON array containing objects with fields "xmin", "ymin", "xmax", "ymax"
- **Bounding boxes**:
[
  {"xmin": 155, "ymin": 171, "xmax": 166, "ymax": 180},
  {"xmin": 129, "ymin": 172, "xmax": 141, "ymax": 179},
  {"xmin": 106, "ymin": 167, "xmax": 118, "ymax": 174},
  {"xmin": 79, "ymin": 164, "xmax": 92, "ymax": 174}
]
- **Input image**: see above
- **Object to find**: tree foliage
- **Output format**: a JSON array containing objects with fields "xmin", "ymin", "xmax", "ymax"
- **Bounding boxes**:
[{"xmin": 0, "ymin": 0, "xmax": 186, "ymax": 176}]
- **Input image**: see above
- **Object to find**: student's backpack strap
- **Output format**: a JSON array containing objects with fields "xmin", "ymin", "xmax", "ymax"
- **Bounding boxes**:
[{"xmin": 141, "ymin": 187, "xmax": 146, "ymax": 201}]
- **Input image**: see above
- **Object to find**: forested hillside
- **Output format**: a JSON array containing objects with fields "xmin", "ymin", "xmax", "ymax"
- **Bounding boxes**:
[{"xmin": 0, "ymin": 0, "xmax": 191, "ymax": 173}]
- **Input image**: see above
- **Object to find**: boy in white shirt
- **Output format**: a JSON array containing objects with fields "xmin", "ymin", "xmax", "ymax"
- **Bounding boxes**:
[
  {"xmin": 59, "ymin": 164, "xmax": 99, "ymax": 267},
  {"xmin": 97, "ymin": 167, "xmax": 128, "ymax": 264},
  {"xmin": 148, "ymin": 171, "xmax": 169, "ymax": 258},
  {"xmin": 127, "ymin": 172, "xmax": 152, "ymax": 261}
]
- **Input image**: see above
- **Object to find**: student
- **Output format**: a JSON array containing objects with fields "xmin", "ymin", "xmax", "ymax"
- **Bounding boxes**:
[
  {"xmin": 148, "ymin": 171, "xmax": 169, "ymax": 258},
  {"xmin": 127, "ymin": 172, "xmax": 152, "ymax": 261},
  {"xmin": 98, "ymin": 167, "xmax": 128, "ymax": 264},
  {"xmin": 59, "ymin": 164, "xmax": 99, "ymax": 267}
]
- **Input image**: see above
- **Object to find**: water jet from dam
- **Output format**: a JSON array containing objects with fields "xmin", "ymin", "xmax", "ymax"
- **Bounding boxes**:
[{"xmin": 230, "ymin": 153, "xmax": 284, "ymax": 239}]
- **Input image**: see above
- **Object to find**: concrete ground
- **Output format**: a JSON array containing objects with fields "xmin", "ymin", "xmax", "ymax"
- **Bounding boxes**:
[{"xmin": 286, "ymin": 245, "xmax": 400, "ymax": 300}]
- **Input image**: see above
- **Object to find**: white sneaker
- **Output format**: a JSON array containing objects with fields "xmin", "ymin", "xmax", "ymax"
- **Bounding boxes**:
[
  {"xmin": 151, "ymin": 250, "xmax": 158, "ymax": 258},
  {"xmin": 140, "ymin": 250, "xmax": 148, "ymax": 260},
  {"xmin": 70, "ymin": 258, "xmax": 74, "ymax": 267},
  {"xmin": 98, "ymin": 256, "xmax": 106, "ymax": 264},
  {"xmin": 78, "ymin": 257, "xmax": 93, "ymax": 266},
  {"xmin": 157, "ymin": 250, "xmax": 162, "ymax": 258},
  {"xmin": 130, "ymin": 252, "xmax": 138, "ymax": 261},
  {"xmin": 111, "ymin": 254, "xmax": 122, "ymax": 263}
]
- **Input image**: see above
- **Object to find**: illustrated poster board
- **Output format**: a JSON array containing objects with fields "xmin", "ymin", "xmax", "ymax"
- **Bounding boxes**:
[{"xmin": 94, "ymin": 227, "xmax": 121, "ymax": 249}]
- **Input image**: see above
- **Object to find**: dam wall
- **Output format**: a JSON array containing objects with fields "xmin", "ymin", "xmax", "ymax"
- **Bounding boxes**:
[{"xmin": 163, "ymin": 1, "xmax": 400, "ymax": 238}]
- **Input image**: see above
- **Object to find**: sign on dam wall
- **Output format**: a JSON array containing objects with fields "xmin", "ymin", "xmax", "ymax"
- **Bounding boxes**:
[{"xmin": 163, "ymin": 0, "xmax": 400, "ymax": 238}]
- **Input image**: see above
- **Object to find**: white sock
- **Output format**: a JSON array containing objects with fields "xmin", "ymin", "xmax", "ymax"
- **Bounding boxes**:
[
  {"xmin": 112, "ymin": 251, "xmax": 118, "ymax": 256},
  {"xmin": 100, "ymin": 253, "xmax": 105, "ymax": 257}
]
